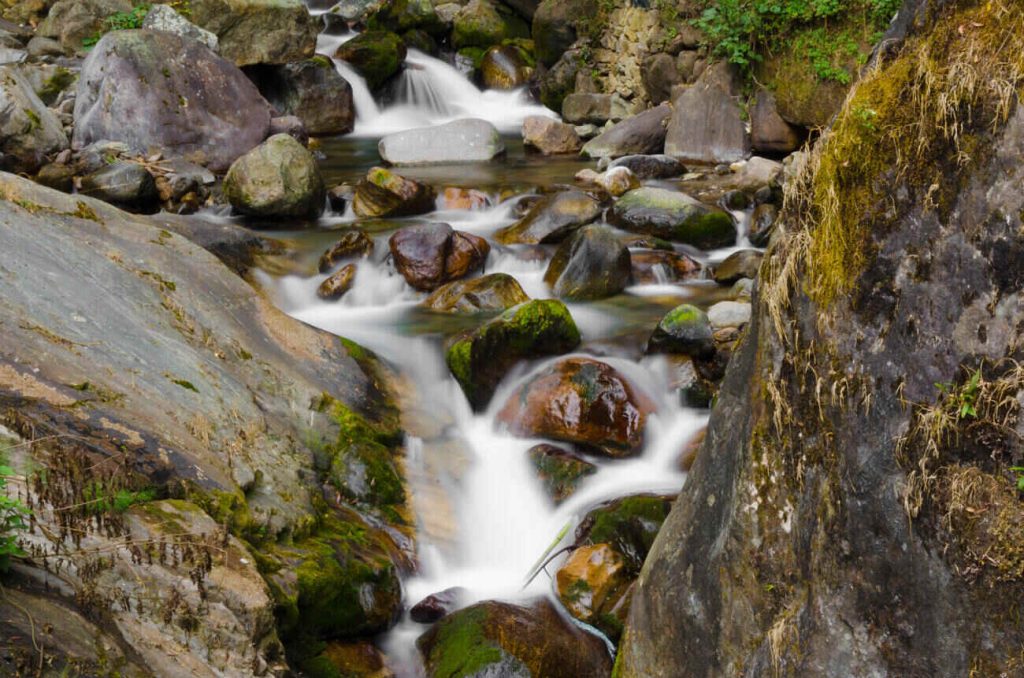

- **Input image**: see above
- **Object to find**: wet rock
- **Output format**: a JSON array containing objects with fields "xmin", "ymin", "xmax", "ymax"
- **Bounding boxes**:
[
  {"xmin": 528, "ymin": 443, "xmax": 597, "ymax": 504},
  {"xmin": 452, "ymin": 0, "xmax": 529, "ymax": 49},
  {"xmin": 0, "ymin": 66, "xmax": 67, "ymax": 173},
  {"xmin": 607, "ymin": 153, "xmax": 685, "ymax": 179},
  {"xmin": 73, "ymin": 30, "xmax": 272, "ymax": 171},
  {"xmin": 353, "ymin": 167, "xmax": 436, "ymax": 218},
  {"xmin": 389, "ymin": 222, "xmax": 489, "ymax": 291},
  {"xmin": 223, "ymin": 133, "xmax": 326, "ymax": 219},
  {"xmin": 480, "ymin": 44, "xmax": 532, "ymax": 89},
  {"xmin": 318, "ymin": 263, "xmax": 357, "ymax": 301},
  {"xmin": 410, "ymin": 587, "xmax": 468, "ymax": 623},
  {"xmin": 750, "ymin": 88, "xmax": 802, "ymax": 154},
  {"xmin": 417, "ymin": 598, "xmax": 612, "ymax": 677},
  {"xmin": 707, "ymin": 300, "xmax": 751, "ymax": 330},
  {"xmin": 319, "ymin": 229, "xmax": 374, "ymax": 272},
  {"xmin": 642, "ymin": 53, "xmax": 682, "ymax": 104},
  {"xmin": 35, "ymin": 161, "xmax": 75, "ymax": 192},
  {"xmin": 334, "ymin": 30, "xmax": 406, "ymax": 89},
  {"xmin": 532, "ymin": 0, "xmax": 593, "ymax": 67},
  {"xmin": 329, "ymin": 433, "xmax": 405, "ymax": 508},
  {"xmin": 609, "ymin": 187, "xmax": 735, "ymax": 249},
  {"xmin": 37, "ymin": 0, "xmax": 132, "ymax": 52},
  {"xmin": 368, "ymin": 0, "xmax": 444, "ymax": 35},
  {"xmin": 544, "ymin": 224, "xmax": 631, "ymax": 300},
  {"xmin": 78, "ymin": 161, "xmax": 158, "ymax": 210},
  {"xmin": 576, "ymin": 493, "xmax": 674, "ymax": 571},
  {"xmin": 303, "ymin": 640, "xmax": 395, "ymax": 678},
  {"xmin": 142, "ymin": 3, "xmax": 218, "ymax": 51},
  {"xmin": 440, "ymin": 186, "xmax": 491, "ymax": 210},
  {"xmin": 246, "ymin": 58, "xmax": 355, "ymax": 136},
  {"xmin": 748, "ymin": 202, "xmax": 778, "ymax": 247},
  {"xmin": 629, "ymin": 249, "xmax": 701, "ymax": 285},
  {"xmin": 720, "ymin": 189, "xmax": 750, "ymax": 211},
  {"xmin": 495, "ymin": 189, "xmax": 602, "ymax": 244},
  {"xmin": 647, "ymin": 303, "xmax": 714, "ymax": 358},
  {"xmin": 556, "ymin": 543, "xmax": 632, "ymax": 640},
  {"xmin": 562, "ymin": 92, "xmax": 629, "ymax": 125},
  {"xmin": 497, "ymin": 357, "xmax": 653, "ymax": 456},
  {"xmin": 537, "ymin": 48, "xmax": 578, "ymax": 111},
  {"xmin": 713, "ymin": 249, "xmax": 762, "ymax": 284},
  {"xmin": 665, "ymin": 74, "xmax": 750, "ymax": 164},
  {"xmin": 446, "ymin": 299, "xmax": 580, "ymax": 409},
  {"xmin": 522, "ymin": 115, "xmax": 581, "ymax": 155},
  {"xmin": 423, "ymin": 273, "xmax": 529, "ymax": 313},
  {"xmin": 574, "ymin": 166, "xmax": 640, "ymax": 197},
  {"xmin": 189, "ymin": 0, "xmax": 318, "ymax": 66},
  {"xmin": 378, "ymin": 118, "xmax": 504, "ymax": 165}
]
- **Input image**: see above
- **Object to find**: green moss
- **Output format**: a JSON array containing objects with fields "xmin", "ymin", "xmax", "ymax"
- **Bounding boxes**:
[
  {"xmin": 422, "ymin": 606, "xmax": 505, "ymax": 677},
  {"xmin": 37, "ymin": 68, "xmax": 75, "ymax": 104},
  {"xmin": 582, "ymin": 495, "xmax": 674, "ymax": 573},
  {"xmin": 662, "ymin": 304, "xmax": 703, "ymax": 327}
]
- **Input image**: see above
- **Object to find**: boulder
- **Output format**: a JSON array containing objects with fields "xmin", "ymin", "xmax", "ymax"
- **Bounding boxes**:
[
  {"xmin": 607, "ymin": 153, "xmax": 685, "ymax": 179},
  {"xmin": 73, "ymin": 30, "xmax": 272, "ymax": 171},
  {"xmin": 522, "ymin": 115, "xmax": 581, "ymax": 154},
  {"xmin": 641, "ymin": 53, "xmax": 681, "ymax": 104},
  {"xmin": 189, "ymin": 0, "xmax": 318, "ymax": 66},
  {"xmin": 18, "ymin": 63, "xmax": 77, "ymax": 106},
  {"xmin": 78, "ymin": 161, "xmax": 157, "ymax": 210},
  {"xmin": 378, "ymin": 118, "xmax": 504, "ymax": 165},
  {"xmin": 36, "ymin": 0, "xmax": 132, "ymax": 52},
  {"xmin": 537, "ymin": 48, "xmax": 578, "ymax": 112},
  {"xmin": 34, "ymin": 161, "xmax": 75, "ymax": 192},
  {"xmin": 388, "ymin": 222, "xmax": 489, "ymax": 291},
  {"xmin": 480, "ymin": 44, "xmax": 533, "ymax": 89},
  {"xmin": 735, "ymin": 155, "xmax": 784, "ymax": 190},
  {"xmin": 451, "ymin": 0, "xmax": 529, "ymax": 49},
  {"xmin": 646, "ymin": 303, "xmax": 714, "ymax": 358},
  {"xmin": 562, "ymin": 92, "xmax": 629, "ymax": 125},
  {"xmin": 246, "ymin": 59, "xmax": 355, "ymax": 137},
  {"xmin": 495, "ymin": 189, "xmax": 602, "ymax": 244},
  {"xmin": 581, "ymin": 103, "xmax": 672, "ymax": 159},
  {"xmin": 497, "ymin": 357, "xmax": 654, "ymax": 456},
  {"xmin": 223, "ymin": 133, "xmax": 326, "ymax": 219},
  {"xmin": 544, "ymin": 224, "xmax": 632, "ymax": 300},
  {"xmin": 353, "ymin": 167, "xmax": 436, "ymax": 218},
  {"xmin": 142, "ymin": 3, "xmax": 218, "ymax": 51},
  {"xmin": 410, "ymin": 587, "xmax": 468, "ymax": 623},
  {"xmin": 575, "ymin": 493, "xmax": 674, "ymax": 571},
  {"xmin": 367, "ymin": 0, "xmax": 444, "ymax": 34},
  {"xmin": 532, "ymin": 0, "xmax": 595, "ymax": 67},
  {"xmin": 713, "ymin": 249, "xmax": 762, "ymax": 284},
  {"xmin": 417, "ymin": 599, "xmax": 612, "ymax": 677},
  {"xmin": 750, "ymin": 87, "xmax": 802, "ymax": 154},
  {"xmin": 446, "ymin": 299, "xmax": 580, "ymax": 409},
  {"xmin": 609, "ymin": 187, "xmax": 735, "ymax": 249},
  {"xmin": 574, "ymin": 167, "xmax": 640, "ymax": 197},
  {"xmin": 0, "ymin": 65, "xmax": 68, "ymax": 173},
  {"xmin": 629, "ymin": 249, "xmax": 701, "ymax": 285},
  {"xmin": 319, "ymin": 229, "xmax": 375, "ymax": 272},
  {"xmin": 556, "ymin": 543, "xmax": 632, "ymax": 640},
  {"xmin": 748, "ymin": 202, "xmax": 777, "ymax": 247},
  {"xmin": 423, "ymin": 273, "xmax": 530, "ymax": 313},
  {"xmin": 707, "ymin": 300, "xmax": 751, "ymax": 330},
  {"xmin": 318, "ymin": 263, "xmax": 357, "ymax": 300},
  {"xmin": 665, "ymin": 79, "xmax": 750, "ymax": 164},
  {"xmin": 334, "ymin": 30, "xmax": 406, "ymax": 90},
  {"xmin": 528, "ymin": 443, "xmax": 597, "ymax": 504},
  {"xmin": 303, "ymin": 641, "xmax": 394, "ymax": 678}
]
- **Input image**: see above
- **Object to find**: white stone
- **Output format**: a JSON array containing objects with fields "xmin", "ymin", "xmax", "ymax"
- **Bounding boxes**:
[{"xmin": 707, "ymin": 300, "xmax": 752, "ymax": 329}]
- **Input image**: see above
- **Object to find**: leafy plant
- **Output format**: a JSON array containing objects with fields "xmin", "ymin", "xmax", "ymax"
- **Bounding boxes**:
[
  {"xmin": 82, "ymin": 4, "xmax": 151, "ymax": 48},
  {"xmin": 935, "ymin": 368, "xmax": 982, "ymax": 420},
  {"xmin": 0, "ymin": 464, "xmax": 28, "ymax": 573},
  {"xmin": 1011, "ymin": 467, "xmax": 1024, "ymax": 492}
]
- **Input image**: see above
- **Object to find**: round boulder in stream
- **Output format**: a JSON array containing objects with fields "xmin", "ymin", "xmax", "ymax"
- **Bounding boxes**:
[
  {"xmin": 223, "ymin": 133, "xmax": 326, "ymax": 219},
  {"xmin": 555, "ymin": 543, "xmax": 632, "ymax": 641},
  {"xmin": 609, "ymin": 187, "xmax": 735, "ymax": 249},
  {"xmin": 497, "ymin": 357, "xmax": 654, "ymax": 456},
  {"xmin": 446, "ymin": 299, "xmax": 580, "ymax": 409},
  {"xmin": 424, "ymin": 272, "xmax": 530, "ymax": 313},
  {"xmin": 480, "ymin": 44, "xmax": 533, "ymax": 89},
  {"xmin": 495, "ymin": 189, "xmax": 603, "ymax": 244},
  {"xmin": 389, "ymin": 222, "xmax": 490, "ymax": 291},
  {"xmin": 353, "ymin": 167, "xmax": 437, "ymax": 218},
  {"xmin": 575, "ymin": 493, "xmax": 675, "ymax": 572},
  {"xmin": 378, "ymin": 118, "xmax": 505, "ymax": 165},
  {"xmin": 647, "ymin": 303, "xmax": 715, "ymax": 358},
  {"xmin": 333, "ymin": 30, "xmax": 406, "ymax": 89},
  {"xmin": 528, "ymin": 443, "xmax": 597, "ymax": 504},
  {"xmin": 417, "ymin": 598, "xmax": 612, "ymax": 677},
  {"xmin": 543, "ymin": 224, "xmax": 631, "ymax": 301}
]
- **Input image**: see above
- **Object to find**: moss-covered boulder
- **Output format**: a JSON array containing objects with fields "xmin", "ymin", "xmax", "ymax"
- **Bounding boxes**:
[
  {"xmin": 189, "ymin": 0, "xmax": 319, "ymax": 66},
  {"xmin": 368, "ymin": 0, "xmax": 444, "ymax": 35},
  {"xmin": 528, "ymin": 443, "xmax": 597, "ymax": 504},
  {"xmin": 423, "ymin": 273, "xmax": 530, "ymax": 313},
  {"xmin": 480, "ymin": 44, "xmax": 533, "ymax": 89},
  {"xmin": 223, "ymin": 133, "xmax": 326, "ymax": 219},
  {"xmin": 452, "ymin": 0, "xmax": 529, "ymax": 49},
  {"xmin": 334, "ymin": 30, "xmax": 407, "ymax": 89},
  {"xmin": 318, "ymin": 263, "xmax": 357, "ymax": 301},
  {"xmin": 497, "ymin": 357, "xmax": 654, "ymax": 456},
  {"xmin": 416, "ymin": 598, "xmax": 612, "ymax": 677},
  {"xmin": 576, "ymin": 493, "xmax": 674, "ymax": 572},
  {"xmin": 299, "ymin": 640, "xmax": 393, "ymax": 678},
  {"xmin": 555, "ymin": 543, "xmax": 632, "ymax": 641},
  {"xmin": 495, "ymin": 189, "xmax": 602, "ymax": 244},
  {"xmin": 446, "ymin": 299, "xmax": 580, "ymax": 410},
  {"xmin": 543, "ymin": 224, "xmax": 632, "ymax": 301},
  {"xmin": 647, "ymin": 303, "xmax": 715, "ymax": 358},
  {"xmin": 353, "ymin": 166, "xmax": 436, "ymax": 218},
  {"xmin": 609, "ymin": 187, "xmax": 735, "ymax": 249}
]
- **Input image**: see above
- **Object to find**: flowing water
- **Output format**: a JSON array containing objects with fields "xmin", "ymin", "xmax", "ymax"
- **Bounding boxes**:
[{"xmin": 248, "ymin": 23, "xmax": 752, "ymax": 674}]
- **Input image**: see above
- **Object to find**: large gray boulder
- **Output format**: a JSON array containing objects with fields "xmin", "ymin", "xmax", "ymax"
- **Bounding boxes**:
[
  {"xmin": 378, "ymin": 118, "xmax": 504, "ymax": 165},
  {"xmin": 73, "ymin": 29, "xmax": 272, "ymax": 171},
  {"xmin": 664, "ymin": 80, "xmax": 750, "ymax": 164},
  {"xmin": 189, "ymin": 0, "xmax": 318, "ymax": 66},
  {"xmin": 223, "ymin": 134, "xmax": 326, "ymax": 218},
  {"xmin": 582, "ymin": 103, "xmax": 671, "ymax": 159},
  {"xmin": 247, "ymin": 59, "xmax": 355, "ymax": 136},
  {"xmin": 0, "ymin": 65, "xmax": 68, "ymax": 172}
]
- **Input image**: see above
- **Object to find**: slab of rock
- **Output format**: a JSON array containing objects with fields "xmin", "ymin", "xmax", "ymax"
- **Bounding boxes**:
[
  {"xmin": 78, "ymin": 161, "xmax": 158, "ymax": 210},
  {"xmin": 247, "ymin": 58, "xmax": 355, "ymax": 136},
  {"xmin": 73, "ymin": 30, "xmax": 271, "ymax": 171},
  {"xmin": 665, "ymin": 79, "xmax": 750, "ymax": 164},
  {"xmin": 495, "ymin": 189, "xmax": 602, "ymax": 244},
  {"xmin": 423, "ymin": 273, "xmax": 529, "ymax": 313},
  {"xmin": 378, "ymin": 118, "xmax": 504, "ymax": 165},
  {"xmin": 353, "ymin": 167, "xmax": 436, "ymax": 218},
  {"xmin": 562, "ymin": 92, "xmax": 630, "ymax": 125},
  {"xmin": 223, "ymin": 133, "xmax": 326, "ymax": 219},
  {"xmin": 389, "ymin": 222, "xmax": 489, "ymax": 291},
  {"xmin": 522, "ymin": 115, "xmax": 581, "ymax": 154},
  {"xmin": 142, "ymin": 3, "xmax": 218, "ymax": 51},
  {"xmin": 189, "ymin": 0, "xmax": 318, "ymax": 66},
  {"xmin": 544, "ymin": 224, "xmax": 631, "ymax": 300},
  {"xmin": 581, "ymin": 103, "xmax": 671, "ymax": 159},
  {"xmin": 0, "ymin": 65, "xmax": 68, "ymax": 173},
  {"xmin": 609, "ymin": 187, "xmax": 735, "ymax": 249},
  {"xmin": 750, "ymin": 88, "xmax": 802, "ymax": 154}
]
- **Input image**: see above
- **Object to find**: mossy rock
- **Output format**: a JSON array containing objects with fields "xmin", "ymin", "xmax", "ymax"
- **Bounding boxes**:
[
  {"xmin": 531, "ymin": 0, "xmax": 598, "ymax": 67},
  {"xmin": 646, "ymin": 303, "xmax": 715, "ymax": 358},
  {"xmin": 367, "ymin": 0, "xmax": 444, "ymax": 35},
  {"xmin": 609, "ymin": 187, "xmax": 735, "ymax": 249},
  {"xmin": 452, "ymin": 0, "xmax": 529, "ymax": 50},
  {"xmin": 334, "ymin": 30, "xmax": 407, "ymax": 89},
  {"xmin": 423, "ymin": 273, "xmax": 530, "ymax": 313},
  {"xmin": 329, "ymin": 439, "xmax": 405, "ymax": 509},
  {"xmin": 528, "ymin": 443, "xmax": 597, "ymax": 504},
  {"xmin": 495, "ymin": 189, "xmax": 602, "ymax": 245},
  {"xmin": 576, "ymin": 493, "xmax": 675, "ymax": 573},
  {"xmin": 445, "ymin": 299, "xmax": 581, "ymax": 410},
  {"xmin": 223, "ymin": 133, "xmax": 326, "ymax": 219}
]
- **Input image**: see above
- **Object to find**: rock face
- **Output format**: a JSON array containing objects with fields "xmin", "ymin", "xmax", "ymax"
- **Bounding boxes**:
[
  {"xmin": 388, "ymin": 222, "xmax": 489, "ymax": 291},
  {"xmin": 423, "ymin": 273, "xmax": 529, "ymax": 313},
  {"xmin": 334, "ymin": 30, "xmax": 406, "ymax": 89},
  {"xmin": 378, "ymin": 118, "xmax": 504, "ymax": 165},
  {"xmin": 353, "ymin": 167, "xmax": 436, "ymax": 218},
  {"xmin": 544, "ymin": 224, "xmax": 632, "ymax": 300},
  {"xmin": 522, "ymin": 115, "xmax": 581, "ymax": 154},
  {"xmin": 609, "ymin": 187, "xmax": 735, "ymax": 249},
  {"xmin": 497, "ymin": 357, "xmax": 653, "ymax": 456},
  {"xmin": 581, "ymin": 103, "xmax": 671, "ymax": 159},
  {"xmin": 417, "ymin": 598, "xmax": 612, "ymax": 677},
  {"xmin": 495, "ymin": 189, "xmax": 602, "ymax": 244},
  {"xmin": 0, "ymin": 65, "xmax": 67, "ymax": 172},
  {"xmin": 618, "ymin": 4, "xmax": 1024, "ymax": 676},
  {"xmin": 665, "ymin": 78, "xmax": 750, "ymax": 164},
  {"xmin": 446, "ymin": 299, "xmax": 580, "ymax": 409},
  {"xmin": 223, "ymin": 134, "xmax": 326, "ymax": 219},
  {"xmin": 73, "ymin": 30, "xmax": 272, "ymax": 171},
  {"xmin": 189, "ymin": 0, "xmax": 318, "ymax": 66},
  {"xmin": 247, "ymin": 59, "xmax": 355, "ymax": 136}
]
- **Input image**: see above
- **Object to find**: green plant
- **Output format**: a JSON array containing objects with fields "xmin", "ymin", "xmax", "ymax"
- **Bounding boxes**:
[
  {"xmin": 935, "ymin": 368, "xmax": 982, "ymax": 420},
  {"xmin": 1010, "ymin": 467, "xmax": 1024, "ymax": 492},
  {"xmin": 0, "ymin": 464, "xmax": 28, "ymax": 572},
  {"xmin": 82, "ymin": 4, "xmax": 151, "ymax": 48}
]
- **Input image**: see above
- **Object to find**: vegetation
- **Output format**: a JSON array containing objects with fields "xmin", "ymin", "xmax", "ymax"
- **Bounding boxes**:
[
  {"xmin": 0, "ymin": 463, "xmax": 28, "ymax": 573},
  {"xmin": 82, "ymin": 4, "xmax": 151, "ymax": 48}
]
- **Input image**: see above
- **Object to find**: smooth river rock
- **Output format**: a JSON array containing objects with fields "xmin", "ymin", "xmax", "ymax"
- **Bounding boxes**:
[
  {"xmin": 223, "ymin": 133, "xmax": 326, "ymax": 219},
  {"xmin": 378, "ymin": 118, "xmax": 504, "ymax": 165},
  {"xmin": 495, "ymin": 189, "xmax": 602, "ymax": 244},
  {"xmin": 581, "ymin": 103, "xmax": 671, "ymax": 159},
  {"xmin": 544, "ymin": 224, "xmax": 632, "ymax": 300},
  {"xmin": 609, "ymin": 187, "xmax": 735, "ymax": 249}
]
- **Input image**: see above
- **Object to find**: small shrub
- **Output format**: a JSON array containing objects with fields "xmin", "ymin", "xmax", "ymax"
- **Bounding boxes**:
[
  {"xmin": 0, "ymin": 464, "xmax": 28, "ymax": 573},
  {"xmin": 83, "ymin": 4, "xmax": 151, "ymax": 48}
]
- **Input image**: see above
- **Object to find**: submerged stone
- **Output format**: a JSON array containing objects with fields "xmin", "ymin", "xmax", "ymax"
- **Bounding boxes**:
[{"xmin": 423, "ymin": 273, "xmax": 530, "ymax": 313}]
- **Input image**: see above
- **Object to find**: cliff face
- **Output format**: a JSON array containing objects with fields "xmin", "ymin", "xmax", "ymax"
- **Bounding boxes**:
[{"xmin": 617, "ymin": 1, "xmax": 1024, "ymax": 676}]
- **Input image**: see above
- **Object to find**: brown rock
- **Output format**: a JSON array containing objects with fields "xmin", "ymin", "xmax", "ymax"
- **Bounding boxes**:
[
  {"xmin": 555, "ymin": 543, "xmax": 632, "ymax": 640},
  {"xmin": 440, "ymin": 186, "xmax": 491, "ymax": 210},
  {"xmin": 750, "ymin": 88, "xmax": 803, "ymax": 154},
  {"xmin": 318, "ymin": 229, "xmax": 374, "ymax": 272},
  {"xmin": 423, "ymin": 273, "xmax": 529, "ymax": 313},
  {"xmin": 389, "ymin": 222, "xmax": 489, "ymax": 291},
  {"xmin": 494, "ymin": 189, "xmax": 602, "ymax": 244},
  {"xmin": 410, "ymin": 587, "xmax": 468, "ymax": 624},
  {"xmin": 522, "ymin": 115, "xmax": 582, "ymax": 155},
  {"xmin": 353, "ymin": 167, "xmax": 436, "ymax": 218},
  {"xmin": 318, "ymin": 263, "xmax": 356, "ymax": 300},
  {"xmin": 445, "ymin": 231, "xmax": 490, "ymax": 281},
  {"xmin": 629, "ymin": 249, "xmax": 701, "ymax": 284},
  {"xmin": 480, "ymin": 44, "xmax": 533, "ymax": 89}
]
